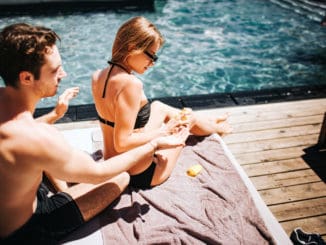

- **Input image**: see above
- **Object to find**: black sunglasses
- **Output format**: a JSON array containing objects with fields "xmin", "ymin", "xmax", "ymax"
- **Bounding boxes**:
[{"xmin": 144, "ymin": 50, "xmax": 158, "ymax": 62}]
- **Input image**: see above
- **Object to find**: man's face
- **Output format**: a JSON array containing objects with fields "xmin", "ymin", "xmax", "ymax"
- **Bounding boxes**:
[{"xmin": 34, "ymin": 45, "xmax": 67, "ymax": 98}]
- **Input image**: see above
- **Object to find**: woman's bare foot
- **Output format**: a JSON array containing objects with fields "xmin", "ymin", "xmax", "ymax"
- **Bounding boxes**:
[
  {"xmin": 215, "ymin": 121, "xmax": 232, "ymax": 136},
  {"xmin": 216, "ymin": 112, "xmax": 229, "ymax": 123}
]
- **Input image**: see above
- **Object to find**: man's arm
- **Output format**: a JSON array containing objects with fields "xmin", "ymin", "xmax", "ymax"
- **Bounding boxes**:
[
  {"xmin": 41, "ymin": 126, "xmax": 189, "ymax": 185},
  {"xmin": 36, "ymin": 87, "xmax": 79, "ymax": 124},
  {"xmin": 36, "ymin": 87, "xmax": 79, "ymax": 191}
]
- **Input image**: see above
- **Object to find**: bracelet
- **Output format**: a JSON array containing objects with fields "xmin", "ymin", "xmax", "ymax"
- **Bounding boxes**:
[{"xmin": 149, "ymin": 141, "xmax": 157, "ymax": 153}]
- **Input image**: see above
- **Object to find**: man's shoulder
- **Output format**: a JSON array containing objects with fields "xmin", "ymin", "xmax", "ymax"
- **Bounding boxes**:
[
  {"xmin": 0, "ymin": 116, "xmax": 69, "ymax": 171},
  {"xmin": 0, "ymin": 117, "xmax": 59, "ymax": 155},
  {"xmin": 1, "ymin": 115, "xmax": 55, "ymax": 137}
]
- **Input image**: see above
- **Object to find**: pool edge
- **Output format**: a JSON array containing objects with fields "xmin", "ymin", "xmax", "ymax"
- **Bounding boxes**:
[{"xmin": 34, "ymin": 84, "xmax": 326, "ymax": 123}]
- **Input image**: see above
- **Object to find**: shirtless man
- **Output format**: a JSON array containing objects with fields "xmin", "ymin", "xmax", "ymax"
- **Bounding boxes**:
[
  {"xmin": 0, "ymin": 23, "xmax": 188, "ymax": 244},
  {"xmin": 37, "ymin": 86, "xmax": 80, "ymax": 191}
]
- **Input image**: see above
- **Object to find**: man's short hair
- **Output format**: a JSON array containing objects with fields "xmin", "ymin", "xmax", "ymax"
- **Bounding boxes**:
[{"xmin": 0, "ymin": 23, "xmax": 60, "ymax": 88}]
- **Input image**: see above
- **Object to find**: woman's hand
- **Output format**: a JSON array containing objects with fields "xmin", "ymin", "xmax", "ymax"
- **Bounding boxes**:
[
  {"xmin": 159, "ymin": 118, "xmax": 183, "ymax": 136},
  {"xmin": 159, "ymin": 108, "xmax": 196, "ymax": 136},
  {"xmin": 151, "ymin": 127, "xmax": 189, "ymax": 150},
  {"xmin": 178, "ymin": 108, "xmax": 196, "ymax": 128}
]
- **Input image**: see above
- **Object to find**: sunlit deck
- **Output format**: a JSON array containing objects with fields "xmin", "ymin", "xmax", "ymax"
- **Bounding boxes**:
[
  {"xmin": 55, "ymin": 97, "xmax": 326, "ymax": 241},
  {"xmin": 211, "ymin": 98, "xmax": 326, "ymax": 240}
]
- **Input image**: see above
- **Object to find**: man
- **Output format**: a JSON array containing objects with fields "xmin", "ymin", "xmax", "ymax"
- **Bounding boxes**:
[
  {"xmin": 0, "ymin": 23, "xmax": 188, "ymax": 244},
  {"xmin": 35, "ymin": 86, "xmax": 80, "ymax": 191}
]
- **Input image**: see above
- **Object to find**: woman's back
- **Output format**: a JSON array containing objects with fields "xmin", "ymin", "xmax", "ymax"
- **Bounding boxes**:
[{"xmin": 92, "ymin": 64, "xmax": 148, "ymax": 159}]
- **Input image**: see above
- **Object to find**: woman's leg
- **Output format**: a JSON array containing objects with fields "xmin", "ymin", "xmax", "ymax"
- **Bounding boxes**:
[
  {"xmin": 138, "ymin": 100, "xmax": 232, "ymax": 186},
  {"xmin": 144, "ymin": 101, "xmax": 180, "ymax": 131},
  {"xmin": 150, "ymin": 146, "xmax": 184, "ymax": 186},
  {"xmin": 145, "ymin": 100, "xmax": 231, "ymax": 136},
  {"xmin": 190, "ymin": 112, "xmax": 232, "ymax": 136},
  {"xmin": 127, "ymin": 151, "xmax": 157, "ymax": 175}
]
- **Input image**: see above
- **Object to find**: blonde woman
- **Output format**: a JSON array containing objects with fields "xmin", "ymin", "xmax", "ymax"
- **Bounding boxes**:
[{"xmin": 92, "ymin": 16, "xmax": 231, "ymax": 189}]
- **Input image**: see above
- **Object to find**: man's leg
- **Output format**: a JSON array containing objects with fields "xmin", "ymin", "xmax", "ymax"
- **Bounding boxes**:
[{"xmin": 64, "ymin": 172, "xmax": 130, "ymax": 222}]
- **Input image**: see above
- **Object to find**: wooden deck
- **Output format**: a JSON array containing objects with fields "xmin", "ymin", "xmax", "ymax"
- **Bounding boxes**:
[
  {"xmin": 56, "ymin": 97, "xmax": 326, "ymax": 241},
  {"xmin": 206, "ymin": 98, "xmax": 326, "ymax": 240}
]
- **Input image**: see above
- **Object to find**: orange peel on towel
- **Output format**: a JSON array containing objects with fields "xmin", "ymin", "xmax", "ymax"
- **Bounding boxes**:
[{"xmin": 187, "ymin": 164, "xmax": 203, "ymax": 177}]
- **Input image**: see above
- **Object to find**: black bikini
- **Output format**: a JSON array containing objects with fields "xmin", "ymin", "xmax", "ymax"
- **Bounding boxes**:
[
  {"xmin": 98, "ymin": 103, "xmax": 151, "ymax": 129},
  {"xmin": 99, "ymin": 61, "xmax": 155, "ymax": 189},
  {"xmin": 99, "ymin": 61, "xmax": 151, "ymax": 129}
]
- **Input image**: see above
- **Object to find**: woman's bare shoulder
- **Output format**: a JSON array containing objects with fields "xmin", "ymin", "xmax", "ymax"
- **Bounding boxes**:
[
  {"xmin": 116, "ymin": 73, "xmax": 143, "ymax": 91},
  {"xmin": 92, "ymin": 68, "xmax": 106, "ymax": 83}
]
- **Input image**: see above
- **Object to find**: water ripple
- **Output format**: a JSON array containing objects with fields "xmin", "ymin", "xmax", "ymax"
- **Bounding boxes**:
[{"xmin": 0, "ymin": 0, "xmax": 325, "ymax": 108}]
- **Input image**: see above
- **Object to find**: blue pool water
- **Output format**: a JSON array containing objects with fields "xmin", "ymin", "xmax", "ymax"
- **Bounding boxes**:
[{"xmin": 0, "ymin": 0, "xmax": 325, "ymax": 108}]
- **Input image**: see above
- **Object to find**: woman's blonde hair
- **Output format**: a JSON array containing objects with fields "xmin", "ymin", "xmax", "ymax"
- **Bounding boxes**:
[{"xmin": 111, "ymin": 16, "xmax": 164, "ymax": 63}]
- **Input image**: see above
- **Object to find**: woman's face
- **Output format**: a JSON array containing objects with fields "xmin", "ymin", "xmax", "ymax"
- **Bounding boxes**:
[{"xmin": 126, "ymin": 39, "xmax": 160, "ymax": 74}]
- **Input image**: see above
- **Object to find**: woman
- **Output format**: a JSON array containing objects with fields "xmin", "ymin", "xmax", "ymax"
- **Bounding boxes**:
[{"xmin": 92, "ymin": 16, "xmax": 231, "ymax": 189}]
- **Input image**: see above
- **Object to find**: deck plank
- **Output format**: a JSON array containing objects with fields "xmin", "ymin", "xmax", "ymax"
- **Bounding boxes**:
[
  {"xmin": 212, "ymin": 98, "xmax": 326, "ymax": 238},
  {"xmin": 235, "ymin": 146, "xmax": 312, "ymax": 165},
  {"xmin": 224, "ymin": 124, "xmax": 321, "ymax": 144},
  {"xmin": 251, "ymin": 169, "xmax": 322, "ymax": 190},
  {"xmin": 281, "ymin": 216, "xmax": 326, "ymax": 239},
  {"xmin": 232, "ymin": 115, "xmax": 323, "ymax": 133},
  {"xmin": 269, "ymin": 197, "xmax": 326, "ymax": 222},
  {"xmin": 242, "ymin": 158, "xmax": 312, "ymax": 176},
  {"xmin": 258, "ymin": 182, "xmax": 326, "ymax": 205},
  {"xmin": 228, "ymin": 134, "xmax": 319, "ymax": 154}
]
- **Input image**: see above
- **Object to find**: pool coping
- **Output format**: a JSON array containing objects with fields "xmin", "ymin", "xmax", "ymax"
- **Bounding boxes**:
[
  {"xmin": 34, "ymin": 84, "xmax": 326, "ymax": 123},
  {"xmin": 0, "ymin": 0, "xmax": 156, "ymax": 15}
]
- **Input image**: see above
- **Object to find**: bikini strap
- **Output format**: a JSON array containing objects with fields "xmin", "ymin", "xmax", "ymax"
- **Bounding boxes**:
[
  {"xmin": 101, "ymin": 63, "xmax": 114, "ymax": 98},
  {"xmin": 108, "ymin": 61, "xmax": 130, "ymax": 73},
  {"xmin": 101, "ymin": 61, "xmax": 130, "ymax": 98}
]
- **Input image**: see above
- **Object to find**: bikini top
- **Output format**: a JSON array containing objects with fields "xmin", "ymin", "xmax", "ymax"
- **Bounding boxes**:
[{"xmin": 98, "ymin": 61, "xmax": 151, "ymax": 129}]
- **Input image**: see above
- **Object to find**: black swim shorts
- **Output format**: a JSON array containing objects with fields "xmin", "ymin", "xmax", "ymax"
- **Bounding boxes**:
[{"xmin": 2, "ymin": 182, "xmax": 85, "ymax": 245}]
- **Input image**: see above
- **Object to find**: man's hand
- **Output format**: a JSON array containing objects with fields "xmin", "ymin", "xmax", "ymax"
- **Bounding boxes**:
[
  {"xmin": 54, "ymin": 87, "xmax": 79, "ymax": 119},
  {"xmin": 36, "ymin": 87, "xmax": 79, "ymax": 124},
  {"xmin": 151, "ymin": 127, "xmax": 190, "ymax": 150}
]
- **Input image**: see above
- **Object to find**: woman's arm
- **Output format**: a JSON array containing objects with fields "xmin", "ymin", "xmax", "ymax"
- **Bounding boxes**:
[{"xmin": 113, "ymin": 79, "xmax": 167, "ymax": 152}]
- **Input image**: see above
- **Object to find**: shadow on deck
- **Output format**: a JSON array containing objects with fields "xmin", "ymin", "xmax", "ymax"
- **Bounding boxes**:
[
  {"xmin": 302, "ymin": 145, "xmax": 326, "ymax": 183},
  {"xmin": 302, "ymin": 112, "xmax": 326, "ymax": 183}
]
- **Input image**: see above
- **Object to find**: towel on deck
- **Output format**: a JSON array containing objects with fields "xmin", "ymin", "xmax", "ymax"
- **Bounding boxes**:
[{"xmin": 98, "ymin": 135, "xmax": 276, "ymax": 245}]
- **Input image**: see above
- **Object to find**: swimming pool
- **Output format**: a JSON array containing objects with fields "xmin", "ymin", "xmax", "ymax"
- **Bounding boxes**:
[{"xmin": 0, "ymin": 0, "xmax": 325, "ymax": 108}]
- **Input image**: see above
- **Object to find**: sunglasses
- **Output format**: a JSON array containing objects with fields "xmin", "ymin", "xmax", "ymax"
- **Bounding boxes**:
[{"xmin": 144, "ymin": 50, "xmax": 158, "ymax": 62}]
